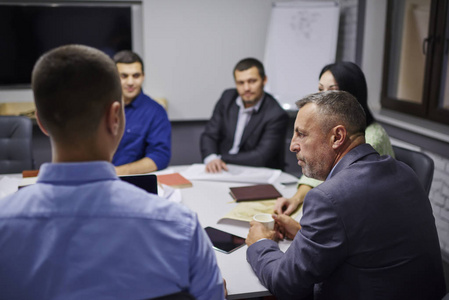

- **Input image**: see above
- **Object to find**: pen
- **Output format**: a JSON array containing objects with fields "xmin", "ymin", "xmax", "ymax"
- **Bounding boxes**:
[{"xmin": 280, "ymin": 181, "xmax": 298, "ymax": 186}]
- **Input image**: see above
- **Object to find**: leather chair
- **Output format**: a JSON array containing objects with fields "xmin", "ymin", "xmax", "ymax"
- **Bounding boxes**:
[
  {"xmin": 0, "ymin": 115, "xmax": 34, "ymax": 174},
  {"xmin": 392, "ymin": 145, "xmax": 434, "ymax": 195}
]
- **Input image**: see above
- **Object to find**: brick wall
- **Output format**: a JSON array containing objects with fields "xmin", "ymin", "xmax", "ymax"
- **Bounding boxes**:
[
  {"xmin": 427, "ymin": 151, "xmax": 449, "ymax": 260},
  {"xmin": 336, "ymin": 0, "xmax": 359, "ymax": 62}
]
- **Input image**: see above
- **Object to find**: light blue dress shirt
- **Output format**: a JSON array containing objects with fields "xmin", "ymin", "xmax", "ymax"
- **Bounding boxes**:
[{"xmin": 0, "ymin": 161, "xmax": 224, "ymax": 300}]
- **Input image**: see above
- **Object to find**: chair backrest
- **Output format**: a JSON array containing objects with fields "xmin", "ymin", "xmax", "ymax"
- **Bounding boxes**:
[
  {"xmin": 392, "ymin": 145, "xmax": 434, "ymax": 195},
  {"xmin": 0, "ymin": 115, "xmax": 34, "ymax": 174}
]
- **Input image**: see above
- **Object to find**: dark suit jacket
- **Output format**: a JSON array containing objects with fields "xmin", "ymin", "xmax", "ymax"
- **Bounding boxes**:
[
  {"xmin": 200, "ymin": 89, "xmax": 289, "ymax": 170},
  {"xmin": 247, "ymin": 144, "xmax": 446, "ymax": 300}
]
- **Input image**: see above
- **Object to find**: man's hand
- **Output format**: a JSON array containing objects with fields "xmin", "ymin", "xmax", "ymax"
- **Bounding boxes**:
[
  {"xmin": 273, "ymin": 214, "xmax": 301, "ymax": 240},
  {"xmin": 205, "ymin": 158, "xmax": 229, "ymax": 173},
  {"xmin": 246, "ymin": 220, "xmax": 276, "ymax": 246},
  {"xmin": 274, "ymin": 197, "xmax": 300, "ymax": 215},
  {"xmin": 274, "ymin": 184, "xmax": 312, "ymax": 215},
  {"xmin": 223, "ymin": 278, "xmax": 228, "ymax": 299}
]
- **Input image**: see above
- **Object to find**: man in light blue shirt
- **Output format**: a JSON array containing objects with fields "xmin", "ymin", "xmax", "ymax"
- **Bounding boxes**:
[{"xmin": 0, "ymin": 45, "xmax": 225, "ymax": 300}]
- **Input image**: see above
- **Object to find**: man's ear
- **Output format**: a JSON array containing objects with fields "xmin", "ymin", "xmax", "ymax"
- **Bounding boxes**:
[
  {"xmin": 35, "ymin": 109, "xmax": 50, "ymax": 137},
  {"xmin": 106, "ymin": 101, "xmax": 123, "ymax": 136},
  {"xmin": 263, "ymin": 75, "xmax": 268, "ymax": 86},
  {"xmin": 331, "ymin": 125, "xmax": 346, "ymax": 149}
]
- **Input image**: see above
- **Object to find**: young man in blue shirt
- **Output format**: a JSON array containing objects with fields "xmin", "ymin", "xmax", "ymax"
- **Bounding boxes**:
[
  {"xmin": 0, "ymin": 45, "xmax": 225, "ymax": 300},
  {"xmin": 112, "ymin": 50, "xmax": 171, "ymax": 175}
]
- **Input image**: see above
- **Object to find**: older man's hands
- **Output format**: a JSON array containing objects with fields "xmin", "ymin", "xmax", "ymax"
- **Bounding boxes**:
[{"xmin": 246, "ymin": 214, "xmax": 301, "ymax": 246}]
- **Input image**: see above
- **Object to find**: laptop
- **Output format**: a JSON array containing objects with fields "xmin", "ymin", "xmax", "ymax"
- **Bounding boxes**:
[{"xmin": 119, "ymin": 174, "xmax": 158, "ymax": 195}]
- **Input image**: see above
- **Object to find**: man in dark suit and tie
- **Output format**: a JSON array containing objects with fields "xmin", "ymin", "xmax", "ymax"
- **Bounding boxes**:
[
  {"xmin": 246, "ymin": 90, "xmax": 446, "ymax": 299},
  {"xmin": 200, "ymin": 58, "xmax": 289, "ymax": 173}
]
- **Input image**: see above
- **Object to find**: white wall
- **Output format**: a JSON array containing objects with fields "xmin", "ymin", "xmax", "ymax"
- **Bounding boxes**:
[
  {"xmin": 142, "ymin": 0, "xmax": 358, "ymax": 120},
  {"xmin": 142, "ymin": 0, "xmax": 273, "ymax": 120},
  {"xmin": 361, "ymin": 0, "xmax": 387, "ymax": 112}
]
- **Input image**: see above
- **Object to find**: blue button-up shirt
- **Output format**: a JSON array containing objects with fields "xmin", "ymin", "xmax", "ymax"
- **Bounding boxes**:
[
  {"xmin": 113, "ymin": 90, "xmax": 171, "ymax": 170},
  {"xmin": 0, "ymin": 162, "xmax": 224, "ymax": 299}
]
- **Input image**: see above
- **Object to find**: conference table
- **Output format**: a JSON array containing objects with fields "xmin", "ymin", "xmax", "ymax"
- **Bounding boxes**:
[
  {"xmin": 0, "ymin": 164, "xmax": 301, "ymax": 299},
  {"xmin": 170, "ymin": 164, "xmax": 301, "ymax": 299}
]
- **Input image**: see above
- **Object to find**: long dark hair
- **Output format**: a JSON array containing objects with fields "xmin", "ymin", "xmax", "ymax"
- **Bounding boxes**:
[{"xmin": 319, "ymin": 61, "xmax": 375, "ymax": 126}]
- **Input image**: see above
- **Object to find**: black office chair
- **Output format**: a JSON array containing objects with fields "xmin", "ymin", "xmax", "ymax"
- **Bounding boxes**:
[
  {"xmin": 0, "ymin": 115, "xmax": 34, "ymax": 174},
  {"xmin": 392, "ymin": 145, "xmax": 434, "ymax": 195}
]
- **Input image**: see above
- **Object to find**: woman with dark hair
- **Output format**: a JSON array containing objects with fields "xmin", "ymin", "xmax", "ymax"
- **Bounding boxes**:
[
  {"xmin": 275, "ymin": 61, "xmax": 395, "ymax": 216},
  {"xmin": 317, "ymin": 62, "xmax": 394, "ymax": 156},
  {"xmin": 319, "ymin": 62, "xmax": 374, "ymax": 124}
]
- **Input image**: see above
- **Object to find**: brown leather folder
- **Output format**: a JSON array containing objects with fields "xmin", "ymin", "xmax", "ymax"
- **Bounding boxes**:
[
  {"xmin": 22, "ymin": 170, "xmax": 39, "ymax": 178},
  {"xmin": 229, "ymin": 184, "xmax": 282, "ymax": 202}
]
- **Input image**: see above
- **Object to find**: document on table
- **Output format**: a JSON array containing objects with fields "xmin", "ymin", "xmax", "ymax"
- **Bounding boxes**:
[
  {"xmin": 0, "ymin": 176, "xmax": 21, "ymax": 199},
  {"xmin": 219, "ymin": 200, "xmax": 302, "ymax": 223},
  {"xmin": 180, "ymin": 164, "xmax": 281, "ymax": 184}
]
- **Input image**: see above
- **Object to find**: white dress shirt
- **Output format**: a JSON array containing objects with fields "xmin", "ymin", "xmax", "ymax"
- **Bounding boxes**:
[{"xmin": 204, "ymin": 95, "xmax": 264, "ymax": 164}]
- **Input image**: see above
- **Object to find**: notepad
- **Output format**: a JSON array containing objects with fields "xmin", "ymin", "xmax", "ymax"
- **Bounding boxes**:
[
  {"xmin": 229, "ymin": 184, "xmax": 282, "ymax": 202},
  {"xmin": 157, "ymin": 172, "xmax": 192, "ymax": 189}
]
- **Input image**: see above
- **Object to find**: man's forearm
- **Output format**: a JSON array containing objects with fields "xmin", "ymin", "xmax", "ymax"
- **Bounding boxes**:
[{"xmin": 115, "ymin": 157, "xmax": 158, "ymax": 175}]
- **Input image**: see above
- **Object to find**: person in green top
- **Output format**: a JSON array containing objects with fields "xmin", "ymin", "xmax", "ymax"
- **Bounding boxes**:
[{"xmin": 275, "ymin": 61, "xmax": 395, "ymax": 215}]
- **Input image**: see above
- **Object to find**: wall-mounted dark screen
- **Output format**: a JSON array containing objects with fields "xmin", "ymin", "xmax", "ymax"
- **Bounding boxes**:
[{"xmin": 0, "ymin": 4, "xmax": 132, "ymax": 87}]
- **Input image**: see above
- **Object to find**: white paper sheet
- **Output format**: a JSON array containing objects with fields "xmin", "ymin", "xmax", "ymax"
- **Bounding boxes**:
[
  {"xmin": 158, "ymin": 184, "xmax": 182, "ymax": 203},
  {"xmin": 180, "ymin": 164, "xmax": 281, "ymax": 184},
  {"xmin": 0, "ymin": 177, "xmax": 20, "ymax": 199}
]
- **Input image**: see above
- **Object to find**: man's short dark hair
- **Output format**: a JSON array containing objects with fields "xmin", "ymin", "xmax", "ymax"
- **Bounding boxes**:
[
  {"xmin": 296, "ymin": 90, "xmax": 367, "ymax": 136},
  {"xmin": 233, "ymin": 58, "xmax": 265, "ymax": 79},
  {"xmin": 32, "ymin": 44, "xmax": 122, "ymax": 141},
  {"xmin": 113, "ymin": 50, "xmax": 145, "ymax": 74}
]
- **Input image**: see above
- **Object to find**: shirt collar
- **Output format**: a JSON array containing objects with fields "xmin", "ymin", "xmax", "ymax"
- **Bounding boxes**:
[
  {"xmin": 37, "ymin": 161, "xmax": 118, "ymax": 184},
  {"xmin": 326, "ymin": 159, "xmax": 341, "ymax": 180},
  {"xmin": 126, "ymin": 89, "xmax": 144, "ymax": 108},
  {"xmin": 236, "ymin": 93, "xmax": 265, "ymax": 113}
]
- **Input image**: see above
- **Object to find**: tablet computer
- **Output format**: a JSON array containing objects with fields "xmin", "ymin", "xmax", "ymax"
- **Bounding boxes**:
[
  {"xmin": 204, "ymin": 226, "xmax": 246, "ymax": 254},
  {"xmin": 119, "ymin": 174, "xmax": 158, "ymax": 195}
]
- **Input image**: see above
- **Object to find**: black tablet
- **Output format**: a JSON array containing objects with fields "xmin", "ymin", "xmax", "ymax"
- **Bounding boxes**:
[
  {"xmin": 119, "ymin": 174, "xmax": 158, "ymax": 195},
  {"xmin": 204, "ymin": 226, "xmax": 246, "ymax": 254}
]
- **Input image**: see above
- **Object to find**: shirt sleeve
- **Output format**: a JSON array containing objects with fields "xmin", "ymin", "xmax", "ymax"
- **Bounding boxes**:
[
  {"xmin": 144, "ymin": 105, "xmax": 171, "ymax": 170},
  {"xmin": 297, "ymin": 174, "xmax": 323, "ymax": 188},
  {"xmin": 365, "ymin": 122, "xmax": 395, "ymax": 158},
  {"xmin": 188, "ymin": 217, "xmax": 225, "ymax": 300},
  {"xmin": 203, "ymin": 154, "xmax": 222, "ymax": 165}
]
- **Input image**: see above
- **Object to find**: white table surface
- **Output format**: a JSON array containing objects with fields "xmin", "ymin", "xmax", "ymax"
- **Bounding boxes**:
[
  {"xmin": 0, "ymin": 166, "xmax": 301, "ymax": 299},
  {"xmin": 170, "ymin": 165, "xmax": 301, "ymax": 299}
]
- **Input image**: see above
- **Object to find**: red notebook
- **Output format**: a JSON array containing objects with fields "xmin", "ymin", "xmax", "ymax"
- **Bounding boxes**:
[
  {"xmin": 229, "ymin": 184, "xmax": 282, "ymax": 202},
  {"xmin": 157, "ymin": 173, "xmax": 193, "ymax": 189}
]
